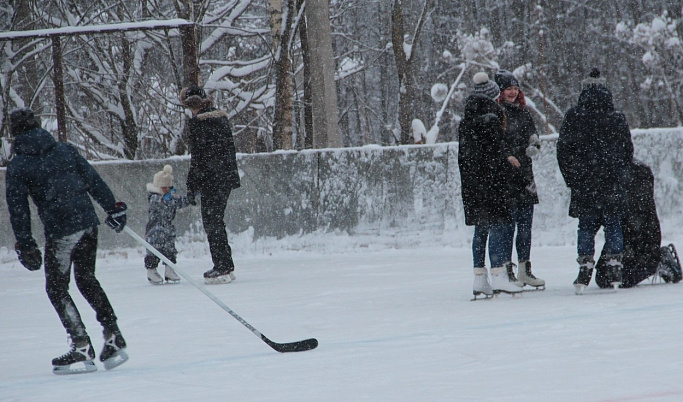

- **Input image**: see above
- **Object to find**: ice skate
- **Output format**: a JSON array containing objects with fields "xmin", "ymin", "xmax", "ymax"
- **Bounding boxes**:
[
  {"xmin": 603, "ymin": 254, "xmax": 623, "ymax": 289},
  {"xmin": 573, "ymin": 256, "xmax": 595, "ymax": 295},
  {"xmin": 147, "ymin": 268, "xmax": 164, "ymax": 285},
  {"xmin": 505, "ymin": 262, "xmax": 525, "ymax": 288},
  {"xmin": 490, "ymin": 265, "xmax": 523, "ymax": 295},
  {"xmin": 52, "ymin": 336, "xmax": 97, "ymax": 375},
  {"xmin": 659, "ymin": 244, "xmax": 682, "ymax": 283},
  {"xmin": 100, "ymin": 328, "xmax": 128, "ymax": 370},
  {"xmin": 517, "ymin": 260, "xmax": 545, "ymax": 290},
  {"xmin": 472, "ymin": 267, "xmax": 493, "ymax": 300},
  {"xmin": 165, "ymin": 265, "xmax": 181, "ymax": 283},
  {"xmin": 204, "ymin": 267, "xmax": 236, "ymax": 284}
]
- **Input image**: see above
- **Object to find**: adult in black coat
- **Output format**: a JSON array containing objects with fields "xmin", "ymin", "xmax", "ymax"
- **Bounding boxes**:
[
  {"xmin": 495, "ymin": 69, "xmax": 544, "ymax": 289},
  {"xmin": 557, "ymin": 68, "xmax": 634, "ymax": 293},
  {"xmin": 458, "ymin": 71, "xmax": 522, "ymax": 297},
  {"xmin": 6, "ymin": 108, "xmax": 128, "ymax": 373},
  {"xmin": 180, "ymin": 85, "xmax": 241, "ymax": 284}
]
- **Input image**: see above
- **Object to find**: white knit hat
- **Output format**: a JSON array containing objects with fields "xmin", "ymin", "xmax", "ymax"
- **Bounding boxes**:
[
  {"xmin": 146, "ymin": 165, "xmax": 174, "ymax": 194},
  {"xmin": 471, "ymin": 72, "xmax": 500, "ymax": 100}
]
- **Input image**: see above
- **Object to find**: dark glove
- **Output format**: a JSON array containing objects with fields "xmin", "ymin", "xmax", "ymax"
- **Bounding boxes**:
[
  {"xmin": 105, "ymin": 202, "xmax": 128, "ymax": 233},
  {"xmin": 15, "ymin": 241, "xmax": 42, "ymax": 271},
  {"xmin": 187, "ymin": 191, "xmax": 199, "ymax": 206}
]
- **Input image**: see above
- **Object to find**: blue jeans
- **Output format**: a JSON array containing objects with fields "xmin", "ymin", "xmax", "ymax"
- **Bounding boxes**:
[
  {"xmin": 577, "ymin": 213, "xmax": 623, "ymax": 257},
  {"xmin": 504, "ymin": 203, "xmax": 534, "ymax": 262},
  {"xmin": 472, "ymin": 224, "xmax": 509, "ymax": 268}
]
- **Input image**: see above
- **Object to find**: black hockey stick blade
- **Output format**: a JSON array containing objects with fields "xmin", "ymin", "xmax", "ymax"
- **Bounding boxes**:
[{"xmin": 263, "ymin": 336, "xmax": 319, "ymax": 353}]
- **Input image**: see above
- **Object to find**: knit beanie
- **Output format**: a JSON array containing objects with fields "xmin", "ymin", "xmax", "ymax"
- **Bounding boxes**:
[
  {"xmin": 147, "ymin": 165, "xmax": 174, "ymax": 194},
  {"xmin": 494, "ymin": 70, "xmax": 519, "ymax": 91},
  {"xmin": 9, "ymin": 107, "xmax": 41, "ymax": 136},
  {"xmin": 179, "ymin": 85, "xmax": 212, "ymax": 109},
  {"xmin": 581, "ymin": 67, "xmax": 607, "ymax": 90},
  {"xmin": 471, "ymin": 72, "xmax": 500, "ymax": 100}
]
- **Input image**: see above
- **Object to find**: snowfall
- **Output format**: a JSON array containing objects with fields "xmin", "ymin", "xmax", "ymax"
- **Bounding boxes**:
[{"xmin": 3, "ymin": 130, "xmax": 683, "ymax": 401}]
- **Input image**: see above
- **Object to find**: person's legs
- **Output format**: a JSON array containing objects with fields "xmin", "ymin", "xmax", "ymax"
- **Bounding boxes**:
[
  {"xmin": 472, "ymin": 225, "xmax": 489, "ymax": 268},
  {"xmin": 514, "ymin": 204, "xmax": 534, "ymax": 262},
  {"xmin": 45, "ymin": 230, "xmax": 89, "ymax": 342},
  {"xmin": 201, "ymin": 189, "xmax": 235, "ymax": 271},
  {"xmin": 489, "ymin": 224, "xmax": 522, "ymax": 294},
  {"xmin": 72, "ymin": 227, "xmax": 118, "ymax": 330},
  {"xmin": 577, "ymin": 215, "xmax": 601, "ymax": 258}
]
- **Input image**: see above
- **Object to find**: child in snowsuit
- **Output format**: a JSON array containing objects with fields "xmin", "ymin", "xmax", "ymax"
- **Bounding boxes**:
[{"xmin": 144, "ymin": 165, "xmax": 192, "ymax": 284}]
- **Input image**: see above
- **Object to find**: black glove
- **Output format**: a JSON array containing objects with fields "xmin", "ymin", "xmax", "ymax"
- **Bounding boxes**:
[
  {"xmin": 15, "ymin": 241, "xmax": 42, "ymax": 271},
  {"xmin": 105, "ymin": 202, "xmax": 128, "ymax": 233},
  {"xmin": 187, "ymin": 191, "xmax": 199, "ymax": 206}
]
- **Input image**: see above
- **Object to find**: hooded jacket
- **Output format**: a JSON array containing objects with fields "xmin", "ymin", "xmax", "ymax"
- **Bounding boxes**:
[
  {"xmin": 6, "ymin": 128, "xmax": 117, "ymax": 245},
  {"xmin": 458, "ymin": 94, "xmax": 513, "ymax": 226},
  {"xmin": 557, "ymin": 85, "xmax": 634, "ymax": 217}
]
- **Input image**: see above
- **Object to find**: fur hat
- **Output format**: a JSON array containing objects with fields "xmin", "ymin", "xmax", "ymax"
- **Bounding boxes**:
[
  {"xmin": 471, "ymin": 72, "xmax": 500, "ymax": 100},
  {"xmin": 9, "ymin": 107, "xmax": 41, "ymax": 136},
  {"xmin": 179, "ymin": 85, "xmax": 213, "ymax": 109},
  {"xmin": 146, "ymin": 165, "xmax": 174, "ymax": 194},
  {"xmin": 582, "ymin": 67, "xmax": 607, "ymax": 90},
  {"xmin": 494, "ymin": 70, "xmax": 519, "ymax": 91}
]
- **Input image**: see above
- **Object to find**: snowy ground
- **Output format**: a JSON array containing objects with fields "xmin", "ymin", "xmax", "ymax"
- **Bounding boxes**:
[{"xmin": 2, "ymin": 235, "xmax": 683, "ymax": 402}]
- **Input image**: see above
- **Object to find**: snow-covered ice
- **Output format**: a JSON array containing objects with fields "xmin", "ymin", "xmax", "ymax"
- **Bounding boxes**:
[{"xmin": 2, "ymin": 234, "xmax": 683, "ymax": 401}]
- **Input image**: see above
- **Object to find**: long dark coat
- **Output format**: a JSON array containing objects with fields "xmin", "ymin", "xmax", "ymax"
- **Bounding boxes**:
[
  {"xmin": 6, "ymin": 127, "xmax": 117, "ymax": 246},
  {"xmin": 458, "ymin": 94, "xmax": 513, "ymax": 226},
  {"xmin": 186, "ymin": 107, "xmax": 241, "ymax": 194},
  {"xmin": 557, "ymin": 86, "xmax": 634, "ymax": 217},
  {"xmin": 500, "ymin": 95, "xmax": 539, "ymax": 205}
]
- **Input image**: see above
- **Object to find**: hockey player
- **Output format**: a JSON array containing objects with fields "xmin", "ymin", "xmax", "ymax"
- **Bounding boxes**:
[
  {"xmin": 6, "ymin": 108, "xmax": 129, "ymax": 374},
  {"xmin": 180, "ymin": 85, "xmax": 241, "ymax": 284},
  {"xmin": 144, "ymin": 164, "xmax": 193, "ymax": 284}
]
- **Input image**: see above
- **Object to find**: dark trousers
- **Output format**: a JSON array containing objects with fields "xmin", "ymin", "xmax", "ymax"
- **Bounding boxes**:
[
  {"xmin": 44, "ymin": 226, "xmax": 117, "ymax": 341},
  {"xmin": 200, "ymin": 188, "xmax": 235, "ymax": 270}
]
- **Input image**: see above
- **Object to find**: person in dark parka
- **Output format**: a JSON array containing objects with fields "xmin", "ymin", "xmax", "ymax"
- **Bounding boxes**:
[
  {"xmin": 595, "ymin": 159, "xmax": 682, "ymax": 288},
  {"xmin": 495, "ymin": 69, "xmax": 545, "ymax": 289},
  {"xmin": 557, "ymin": 68, "xmax": 634, "ymax": 294},
  {"xmin": 458, "ymin": 72, "xmax": 522, "ymax": 298},
  {"xmin": 180, "ymin": 85, "xmax": 241, "ymax": 284},
  {"xmin": 6, "ymin": 108, "xmax": 129, "ymax": 373}
]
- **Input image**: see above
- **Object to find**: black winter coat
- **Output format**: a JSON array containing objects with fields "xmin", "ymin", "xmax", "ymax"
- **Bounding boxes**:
[
  {"xmin": 500, "ymin": 99, "xmax": 539, "ymax": 205},
  {"xmin": 458, "ymin": 94, "xmax": 513, "ymax": 226},
  {"xmin": 6, "ymin": 128, "xmax": 117, "ymax": 246},
  {"xmin": 557, "ymin": 86, "xmax": 634, "ymax": 217},
  {"xmin": 187, "ymin": 107, "xmax": 241, "ymax": 193}
]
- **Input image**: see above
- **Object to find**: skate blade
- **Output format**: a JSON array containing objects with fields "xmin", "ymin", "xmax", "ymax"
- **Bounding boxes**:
[
  {"xmin": 165, "ymin": 278, "xmax": 180, "ymax": 284},
  {"xmin": 148, "ymin": 280, "xmax": 164, "ymax": 285},
  {"xmin": 204, "ymin": 272, "xmax": 236, "ymax": 285},
  {"xmin": 471, "ymin": 292, "xmax": 494, "ymax": 301},
  {"xmin": 523, "ymin": 286, "xmax": 546, "ymax": 292},
  {"xmin": 53, "ymin": 361, "xmax": 97, "ymax": 375},
  {"xmin": 103, "ymin": 349, "xmax": 129, "ymax": 370}
]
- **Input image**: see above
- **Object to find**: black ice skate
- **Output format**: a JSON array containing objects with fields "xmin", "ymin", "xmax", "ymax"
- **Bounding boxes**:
[
  {"xmin": 204, "ymin": 267, "xmax": 236, "ymax": 284},
  {"xmin": 52, "ymin": 337, "xmax": 97, "ymax": 375},
  {"xmin": 603, "ymin": 254, "xmax": 623, "ymax": 289},
  {"xmin": 100, "ymin": 328, "xmax": 129, "ymax": 370},
  {"xmin": 573, "ymin": 256, "xmax": 595, "ymax": 295},
  {"xmin": 659, "ymin": 244, "xmax": 682, "ymax": 283}
]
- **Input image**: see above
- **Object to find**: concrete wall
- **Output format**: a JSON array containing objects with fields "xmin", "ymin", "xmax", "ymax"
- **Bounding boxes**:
[{"xmin": 1, "ymin": 129, "xmax": 683, "ymax": 252}]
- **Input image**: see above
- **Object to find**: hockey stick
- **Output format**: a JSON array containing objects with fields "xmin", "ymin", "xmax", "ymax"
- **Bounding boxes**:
[{"xmin": 122, "ymin": 226, "xmax": 318, "ymax": 353}]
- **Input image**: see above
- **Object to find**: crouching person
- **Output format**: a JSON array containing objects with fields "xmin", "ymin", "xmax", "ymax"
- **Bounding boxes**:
[{"xmin": 6, "ymin": 108, "xmax": 129, "ymax": 374}]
